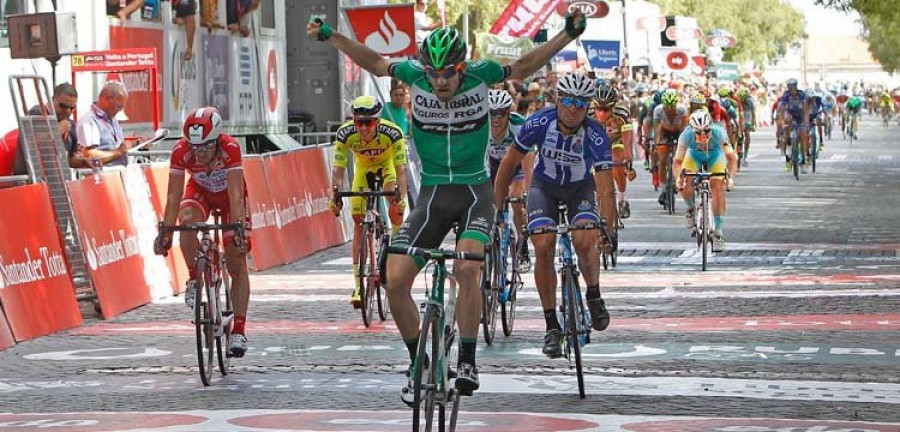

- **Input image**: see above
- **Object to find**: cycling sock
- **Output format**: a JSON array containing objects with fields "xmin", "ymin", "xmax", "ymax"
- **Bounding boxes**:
[
  {"xmin": 684, "ymin": 196, "xmax": 696, "ymax": 209},
  {"xmin": 352, "ymin": 264, "xmax": 360, "ymax": 291},
  {"xmin": 544, "ymin": 308, "xmax": 560, "ymax": 331},
  {"xmin": 392, "ymin": 225, "xmax": 400, "ymax": 237},
  {"xmin": 714, "ymin": 215, "xmax": 725, "ymax": 232},
  {"xmin": 459, "ymin": 338, "xmax": 477, "ymax": 365},
  {"xmin": 586, "ymin": 284, "xmax": 601, "ymax": 301},
  {"xmin": 232, "ymin": 315, "xmax": 246, "ymax": 335},
  {"xmin": 405, "ymin": 337, "xmax": 419, "ymax": 362}
]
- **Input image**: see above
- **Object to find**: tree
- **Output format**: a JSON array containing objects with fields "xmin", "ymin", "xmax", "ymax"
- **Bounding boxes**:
[
  {"xmin": 649, "ymin": 0, "xmax": 805, "ymax": 68},
  {"xmin": 815, "ymin": 0, "xmax": 900, "ymax": 72}
]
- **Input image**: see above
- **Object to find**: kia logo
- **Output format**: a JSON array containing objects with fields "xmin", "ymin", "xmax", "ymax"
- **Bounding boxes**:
[
  {"xmin": 557, "ymin": 0, "xmax": 609, "ymax": 19},
  {"xmin": 568, "ymin": 1, "xmax": 597, "ymax": 16}
]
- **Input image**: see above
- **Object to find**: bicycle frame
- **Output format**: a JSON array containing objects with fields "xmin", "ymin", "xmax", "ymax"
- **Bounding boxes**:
[{"xmin": 683, "ymin": 171, "xmax": 727, "ymax": 271}]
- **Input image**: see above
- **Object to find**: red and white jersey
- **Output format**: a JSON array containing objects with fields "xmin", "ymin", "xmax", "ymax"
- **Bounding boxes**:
[{"xmin": 169, "ymin": 134, "xmax": 243, "ymax": 194}]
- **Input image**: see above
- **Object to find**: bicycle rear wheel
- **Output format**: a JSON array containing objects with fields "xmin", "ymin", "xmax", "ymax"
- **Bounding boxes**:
[
  {"xmin": 481, "ymin": 241, "xmax": 499, "ymax": 345},
  {"xmin": 413, "ymin": 305, "xmax": 440, "ymax": 432},
  {"xmin": 563, "ymin": 269, "xmax": 585, "ymax": 399},
  {"xmin": 376, "ymin": 230, "xmax": 390, "ymax": 321},
  {"xmin": 194, "ymin": 261, "xmax": 214, "ymax": 386},
  {"xmin": 359, "ymin": 224, "xmax": 375, "ymax": 327},
  {"xmin": 215, "ymin": 262, "xmax": 233, "ymax": 376}
]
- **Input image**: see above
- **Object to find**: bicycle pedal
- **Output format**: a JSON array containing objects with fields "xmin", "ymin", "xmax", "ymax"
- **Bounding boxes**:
[{"xmin": 457, "ymin": 388, "xmax": 473, "ymax": 397}]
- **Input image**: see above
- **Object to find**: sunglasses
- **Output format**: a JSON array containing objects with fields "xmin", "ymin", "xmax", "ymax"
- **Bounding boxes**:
[
  {"xmin": 57, "ymin": 102, "xmax": 77, "ymax": 110},
  {"xmin": 354, "ymin": 117, "xmax": 378, "ymax": 128},
  {"xmin": 559, "ymin": 96, "xmax": 591, "ymax": 109},
  {"xmin": 490, "ymin": 109, "xmax": 510, "ymax": 118},
  {"xmin": 695, "ymin": 129, "xmax": 711, "ymax": 137},
  {"xmin": 425, "ymin": 63, "xmax": 464, "ymax": 79},
  {"xmin": 191, "ymin": 140, "xmax": 216, "ymax": 150}
]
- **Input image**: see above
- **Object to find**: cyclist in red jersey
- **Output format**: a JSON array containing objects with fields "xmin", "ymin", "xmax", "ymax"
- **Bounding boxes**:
[
  {"xmin": 707, "ymin": 96, "xmax": 729, "ymax": 125},
  {"xmin": 154, "ymin": 106, "xmax": 252, "ymax": 358}
]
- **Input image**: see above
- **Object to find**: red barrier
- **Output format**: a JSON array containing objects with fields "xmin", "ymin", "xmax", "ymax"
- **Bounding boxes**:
[
  {"xmin": 0, "ymin": 183, "xmax": 82, "ymax": 341},
  {"xmin": 290, "ymin": 149, "xmax": 344, "ymax": 252},
  {"xmin": 244, "ymin": 157, "xmax": 286, "ymax": 270},
  {"xmin": 263, "ymin": 154, "xmax": 310, "ymax": 262},
  {"xmin": 142, "ymin": 164, "xmax": 189, "ymax": 294},
  {"xmin": 0, "ymin": 129, "xmax": 18, "ymax": 177},
  {"xmin": 67, "ymin": 173, "xmax": 151, "ymax": 318},
  {"xmin": 0, "ymin": 306, "xmax": 14, "ymax": 350}
]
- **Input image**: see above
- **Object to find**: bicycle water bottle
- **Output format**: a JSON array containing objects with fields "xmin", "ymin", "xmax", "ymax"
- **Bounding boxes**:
[{"xmin": 90, "ymin": 157, "xmax": 102, "ymax": 184}]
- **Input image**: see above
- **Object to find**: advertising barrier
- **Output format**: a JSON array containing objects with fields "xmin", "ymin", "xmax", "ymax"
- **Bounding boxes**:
[
  {"xmin": 142, "ymin": 163, "xmax": 190, "ymax": 294},
  {"xmin": 0, "ymin": 307, "xmax": 14, "ymax": 350},
  {"xmin": 0, "ymin": 183, "xmax": 82, "ymax": 341},
  {"xmin": 289, "ymin": 149, "xmax": 344, "ymax": 253},
  {"xmin": 67, "ymin": 173, "xmax": 152, "ymax": 319},
  {"xmin": 244, "ymin": 156, "xmax": 286, "ymax": 270}
]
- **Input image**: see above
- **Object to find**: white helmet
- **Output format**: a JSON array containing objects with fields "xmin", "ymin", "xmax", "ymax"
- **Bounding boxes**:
[
  {"xmin": 556, "ymin": 72, "xmax": 596, "ymax": 98},
  {"xmin": 488, "ymin": 89, "xmax": 514, "ymax": 110},
  {"xmin": 689, "ymin": 109, "xmax": 712, "ymax": 131}
]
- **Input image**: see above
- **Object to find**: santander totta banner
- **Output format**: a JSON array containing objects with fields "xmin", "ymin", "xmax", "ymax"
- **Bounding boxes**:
[{"xmin": 490, "ymin": 0, "xmax": 564, "ymax": 38}]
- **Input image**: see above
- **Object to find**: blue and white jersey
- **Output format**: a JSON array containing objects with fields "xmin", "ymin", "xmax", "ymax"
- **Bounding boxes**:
[
  {"xmin": 515, "ymin": 107, "xmax": 613, "ymax": 185},
  {"xmin": 778, "ymin": 90, "xmax": 808, "ymax": 121}
]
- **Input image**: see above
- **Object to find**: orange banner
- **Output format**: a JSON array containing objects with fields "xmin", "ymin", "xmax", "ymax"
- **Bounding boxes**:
[
  {"xmin": 244, "ymin": 157, "xmax": 286, "ymax": 270},
  {"xmin": 142, "ymin": 164, "xmax": 189, "ymax": 294},
  {"xmin": 67, "ymin": 173, "xmax": 151, "ymax": 318},
  {"xmin": 0, "ymin": 183, "xmax": 82, "ymax": 341},
  {"xmin": 263, "ymin": 154, "xmax": 309, "ymax": 262}
]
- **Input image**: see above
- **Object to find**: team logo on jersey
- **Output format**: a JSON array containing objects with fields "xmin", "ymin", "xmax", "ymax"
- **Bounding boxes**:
[{"xmin": 571, "ymin": 138, "xmax": 583, "ymax": 154}]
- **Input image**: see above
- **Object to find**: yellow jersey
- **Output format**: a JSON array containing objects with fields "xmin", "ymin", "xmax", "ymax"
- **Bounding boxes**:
[{"xmin": 333, "ymin": 119, "xmax": 408, "ymax": 170}]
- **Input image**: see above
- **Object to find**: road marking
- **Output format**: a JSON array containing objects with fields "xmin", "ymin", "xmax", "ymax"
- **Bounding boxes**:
[
  {"xmin": 880, "ymin": 155, "xmax": 893, "ymax": 160},
  {"xmin": 23, "ymin": 348, "xmax": 171, "ymax": 361}
]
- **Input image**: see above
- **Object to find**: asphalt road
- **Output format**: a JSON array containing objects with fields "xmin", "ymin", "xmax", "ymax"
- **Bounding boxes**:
[{"xmin": 1, "ymin": 116, "xmax": 898, "ymax": 432}]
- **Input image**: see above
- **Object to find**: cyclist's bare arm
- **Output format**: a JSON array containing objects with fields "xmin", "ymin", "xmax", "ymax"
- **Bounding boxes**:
[
  {"xmin": 162, "ymin": 171, "xmax": 186, "ymax": 226},
  {"xmin": 331, "ymin": 166, "xmax": 346, "ymax": 192},
  {"xmin": 593, "ymin": 169, "xmax": 617, "ymax": 235},
  {"xmin": 508, "ymin": 13, "xmax": 583, "ymax": 80},
  {"xmin": 395, "ymin": 164, "xmax": 409, "ymax": 201},
  {"xmin": 521, "ymin": 151, "xmax": 536, "ymax": 188},
  {"xmin": 494, "ymin": 147, "xmax": 527, "ymax": 209},
  {"xmin": 307, "ymin": 22, "xmax": 390, "ymax": 77},
  {"xmin": 227, "ymin": 170, "xmax": 246, "ymax": 224}
]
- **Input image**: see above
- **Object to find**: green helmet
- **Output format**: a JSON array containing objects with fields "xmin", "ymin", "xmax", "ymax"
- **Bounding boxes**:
[
  {"xmin": 420, "ymin": 28, "xmax": 467, "ymax": 70},
  {"xmin": 661, "ymin": 89, "xmax": 679, "ymax": 106}
]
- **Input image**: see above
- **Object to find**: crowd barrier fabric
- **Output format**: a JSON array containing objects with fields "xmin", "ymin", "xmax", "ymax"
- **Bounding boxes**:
[
  {"xmin": 142, "ymin": 163, "xmax": 189, "ymax": 294},
  {"xmin": 243, "ymin": 156, "xmax": 287, "ymax": 270},
  {"xmin": 0, "ymin": 183, "xmax": 82, "ymax": 341},
  {"xmin": 67, "ymin": 173, "xmax": 152, "ymax": 319},
  {"xmin": 289, "ymin": 148, "xmax": 344, "ymax": 252},
  {"xmin": 0, "ymin": 307, "xmax": 14, "ymax": 350}
]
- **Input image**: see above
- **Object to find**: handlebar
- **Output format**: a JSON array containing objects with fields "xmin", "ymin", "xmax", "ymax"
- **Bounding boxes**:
[
  {"xmin": 158, "ymin": 221, "xmax": 244, "ymax": 233},
  {"xmin": 525, "ymin": 221, "xmax": 605, "ymax": 237},
  {"xmin": 387, "ymin": 245, "xmax": 484, "ymax": 262},
  {"xmin": 335, "ymin": 189, "xmax": 400, "ymax": 199}
]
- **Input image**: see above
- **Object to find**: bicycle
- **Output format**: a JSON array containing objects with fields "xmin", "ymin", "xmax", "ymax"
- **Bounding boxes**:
[
  {"xmin": 882, "ymin": 108, "xmax": 891, "ymax": 129},
  {"xmin": 788, "ymin": 122, "xmax": 800, "ymax": 180},
  {"xmin": 809, "ymin": 122, "xmax": 819, "ymax": 174},
  {"xmin": 526, "ymin": 204, "xmax": 599, "ymax": 399},
  {"xmin": 848, "ymin": 112, "xmax": 860, "ymax": 146},
  {"xmin": 390, "ymin": 245, "xmax": 484, "ymax": 432},
  {"xmin": 334, "ymin": 176, "xmax": 398, "ymax": 327},
  {"xmin": 658, "ymin": 135, "xmax": 678, "ymax": 215},
  {"xmin": 682, "ymin": 170, "xmax": 727, "ymax": 271},
  {"xmin": 482, "ymin": 196, "xmax": 526, "ymax": 344},
  {"xmin": 158, "ymin": 212, "xmax": 241, "ymax": 386}
]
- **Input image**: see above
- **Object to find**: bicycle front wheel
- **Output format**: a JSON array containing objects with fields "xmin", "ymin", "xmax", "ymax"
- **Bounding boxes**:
[
  {"xmin": 481, "ymin": 241, "xmax": 499, "ymax": 345},
  {"xmin": 700, "ymin": 191, "xmax": 711, "ymax": 271},
  {"xmin": 413, "ymin": 305, "xmax": 440, "ymax": 432},
  {"xmin": 791, "ymin": 136, "xmax": 800, "ymax": 180},
  {"xmin": 563, "ymin": 269, "xmax": 585, "ymax": 399},
  {"xmin": 359, "ymin": 224, "xmax": 375, "ymax": 327},
  {"xmin": 195, "ymin": 261, "xmax": 214, "ymax": 386},
  {"xmin": 501, "ymin": 232, "xmax": 519, "ymax": 337},
  {"xmin": 376, "ymin": 231, "xmax": 390, "ymax": 321},
  {"xmin": 665, "ymin": 164, "xmax": 676, "ymax": 215}
]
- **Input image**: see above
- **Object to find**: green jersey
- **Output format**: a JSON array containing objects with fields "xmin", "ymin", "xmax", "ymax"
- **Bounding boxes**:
[{"xmin": 389, "ymin": 59, "xmax": 511, "ymax": 186}]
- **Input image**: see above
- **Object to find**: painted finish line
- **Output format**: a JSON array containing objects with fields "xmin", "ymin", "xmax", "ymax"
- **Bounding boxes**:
[
  {"xmin": 2, "ymin": 373, "xmax": 899, "ymax": 405},
  {"xmin": 0, "ymin": 411, "xmax": 897, "ymax": 432},
  {"xmin": 1, "ymin": 412, "xmax": 898, "ymax": 432},
  {"xmin": 70, "ymin": 313, "xmax": 900, "ymax": 336}
]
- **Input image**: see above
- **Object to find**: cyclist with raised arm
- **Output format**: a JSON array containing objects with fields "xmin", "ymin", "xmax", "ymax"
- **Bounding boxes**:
[
  {"xmin": 329, "ymin": 96, "xmax": 409, "ymax": 308},
  {"xmin": 493, "ymin": 73, "xmax": 616, "ymax": 359},
  {"xmin": 673, "ymin": 110, "xmax": 737, "ymax": 252},
  {"xmin": 308, "ymin": 11, "xmax": 589, "ymax": 399},
  {"xmin": 488, "ymin": 89, "xmax": 534, "ymax": 272},
  {"xmin": 777, "ymin": 78, "xmax": 811, "ymax": 172},
  {"xmin": 653, "ymin": 89, "xmax": 688, "ymax": 207},
  {"xmin": 153, "ymin": 107, "xmax": 252, "ymax": 358}
]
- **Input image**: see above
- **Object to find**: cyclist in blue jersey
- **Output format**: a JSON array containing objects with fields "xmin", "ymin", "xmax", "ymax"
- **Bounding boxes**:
[
  {"xmin": 777, "ymin": 78, "xmax": 811, "ymax": 172},
  {"xmin": 673, "ymin": 110, "xmax": 737, "ymax": 252},
  {"xmin": 493, "ymin": 73, "xmax": 617, "ymax": 359},
  {"xmin": 808, "ymin": 93, "xmax": 825, "ymax": 152}
]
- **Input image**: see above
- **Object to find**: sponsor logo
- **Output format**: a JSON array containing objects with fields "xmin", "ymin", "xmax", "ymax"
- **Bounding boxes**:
[
  {"xmin": 412, "ymin": 87, "xmax": 489, "ymax": 135},
  {"xmin": 363, "ymin": 12, "xmax": 412, "ymax": 55},
  {"xmin": 540, "ymin": 147, "xmax": 584, "ymax": 165},
  {"xmin": 0, "ymin": 247, "xmax": 68, "ymax": 289},
  {"xmin": 83, "ymin": 231, "xmax": 140, "ymax": 271}
]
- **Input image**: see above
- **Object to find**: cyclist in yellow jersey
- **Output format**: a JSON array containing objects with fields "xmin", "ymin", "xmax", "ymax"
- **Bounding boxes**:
[{"xmin": 330, "ymin": 96, "xmax": 409, "ymax": 308}]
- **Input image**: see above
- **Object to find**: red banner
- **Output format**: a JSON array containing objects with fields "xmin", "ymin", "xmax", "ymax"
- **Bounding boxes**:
[
  {"xmin": 244, "ymin": 157, "xmax": 286, "ymax": 270},
  {"xmin": 290, "ymin": 149, "xmax": 344, "ymax": 252},
  {"xmin": 490, "ymin": 0, "xmax": 563, "ymax": 38},
  {"xmin": 0, "ymin": 183, "xmax": 82, "ymax": 341},
  {"xmin": 142, "ymin": 164, "xmax": 189, "ymax": 294},
  {"xmin": 344, "ymin": 4, "xmax": 416, "ymax": 57},
  {"xmin": 263, "ymin": 154, "xmax": 309, "ymax": 262},
  {"xmin": 70, "ymin": 47, "xmax": 158, "ymax": 73},
  {"xmin": 108, "ymin": 27, "xmax": 164, "ymax": 125},
  {"xmin": 67, "ymin": 173, "xmax": 151, "ymax": 318}
]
